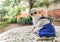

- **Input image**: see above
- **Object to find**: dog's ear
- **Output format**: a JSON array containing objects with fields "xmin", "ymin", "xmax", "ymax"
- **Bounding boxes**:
[
  {"xmin": 38, "ymin": 9, "xmax": 47, "ymax": 17},
  {"xmin": 38, "ymin": 10, "xmax": 41, "ymax": 14}
]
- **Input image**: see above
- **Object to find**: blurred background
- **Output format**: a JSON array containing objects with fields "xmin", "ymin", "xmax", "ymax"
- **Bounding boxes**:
[{"xmin": 0, "ymin": 0, "xmax": 60, "ymax": 33}]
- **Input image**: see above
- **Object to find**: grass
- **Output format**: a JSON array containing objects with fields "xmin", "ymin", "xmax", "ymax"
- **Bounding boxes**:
[{"xmin": 0, "ymin": 22, "xmax": 8, "ymax": 29}]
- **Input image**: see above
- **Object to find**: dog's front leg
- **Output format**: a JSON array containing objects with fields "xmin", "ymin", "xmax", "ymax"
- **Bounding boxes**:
[{"xmin": 27, "ymin": 26, "xmax": 36, "ymax": 33}]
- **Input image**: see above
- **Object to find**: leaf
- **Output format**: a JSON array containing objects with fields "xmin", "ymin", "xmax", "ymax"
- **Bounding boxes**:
[
  {"xmin": 7, "ymin": 6, "xmax": 20, "ymax": 18},
  {"xmin": 2, "ymin": 0, "xmax": 12, "ymax": 6}
]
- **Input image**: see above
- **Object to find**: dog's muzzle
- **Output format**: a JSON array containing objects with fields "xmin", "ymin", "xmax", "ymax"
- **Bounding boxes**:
[{"xmin": 31, "ymin": 13, "xmax": 33, "ymax": 15}]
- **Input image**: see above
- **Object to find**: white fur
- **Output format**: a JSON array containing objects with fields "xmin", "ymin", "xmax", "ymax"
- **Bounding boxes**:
[
  {"xmin": 32, "ymin": 16, "xmax": 50, "ymax": 30},
  {"xmin": 31, "ymin": 8, "xmax": 50, "ymax": 31}
]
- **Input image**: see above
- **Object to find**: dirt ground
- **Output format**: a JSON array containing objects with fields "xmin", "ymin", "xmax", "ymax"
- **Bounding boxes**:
[{"xmin": 0, "ymin": 24, "xmax": 31, "ymax": 33}]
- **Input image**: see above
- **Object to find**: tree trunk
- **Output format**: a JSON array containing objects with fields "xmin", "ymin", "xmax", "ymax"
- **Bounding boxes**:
[
  {"xmin": 29, "ymin": 0, "xmax": 34, "ymax": 9},
  {"xmin": 54, "ymin": 0, "xmax": 58, "ymax": 4},
  {"xmin": 29, "ymin": 0, "xmax": 35, "ymax": 14}
]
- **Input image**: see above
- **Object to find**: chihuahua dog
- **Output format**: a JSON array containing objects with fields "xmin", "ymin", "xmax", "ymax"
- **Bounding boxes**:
[
  {"xmin": 30, "ymin": 8, "xmax": 50, "ymax": 33},
  {"xmin": 29, "ymin": 8, "xmax": 56, "ymax": 37}
]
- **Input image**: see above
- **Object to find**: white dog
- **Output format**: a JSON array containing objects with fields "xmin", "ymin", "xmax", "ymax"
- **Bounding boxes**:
[
  {"xmin": 29, "ymin": 8, "xmax": 50, "ymax": 33},
  {"xmin": 27, "ymin": 8, "xmax": 56, "ymax": 42}
]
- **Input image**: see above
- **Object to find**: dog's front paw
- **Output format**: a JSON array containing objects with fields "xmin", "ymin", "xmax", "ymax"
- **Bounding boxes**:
[
  {"xmin": 27, "ymin": 31, "xmax": 31, "ymax": 33},
  {"xmin": 33, "ymin": 31, "xmax": 37, "ymax": 34}
]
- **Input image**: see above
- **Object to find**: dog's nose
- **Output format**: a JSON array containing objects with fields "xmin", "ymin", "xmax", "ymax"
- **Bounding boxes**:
[{"xmin": 31, "ymin": 13, "xmax": 33, "ymax": 15}]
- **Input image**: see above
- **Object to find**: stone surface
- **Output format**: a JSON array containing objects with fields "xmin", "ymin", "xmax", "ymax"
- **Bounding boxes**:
[{"xmin": 0, "ymin": 26, "xmax": 60, "ymax": 42}]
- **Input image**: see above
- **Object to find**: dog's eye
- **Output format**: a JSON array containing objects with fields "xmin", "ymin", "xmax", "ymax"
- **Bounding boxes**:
[{"xmin": 34, "ymin": 12, "xmax": 37, "ymax": 14}]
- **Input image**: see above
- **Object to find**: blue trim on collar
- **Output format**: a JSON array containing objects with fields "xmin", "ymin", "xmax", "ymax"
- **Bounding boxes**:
[{"xmin": 40, "ymin": 17, "xmax": 46, "ymax": 19}]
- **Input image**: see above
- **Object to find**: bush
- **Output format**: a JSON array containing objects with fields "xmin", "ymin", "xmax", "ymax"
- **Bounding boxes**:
[
  {"xmin": 0, "ymin": 21, "xmax": 8, "ymax": 29},
  {"xmin": 1, "ymin": 18, "xmax": 17, "ymax": 24},
  {"xmin": 17, "ymin": 16, "xmax": 33, "ymax": 25},
  {"xmin": 10, "ymin": 18, "xmax": 17, "ymax": 23},
  {"xmin": 0, "ymin": 18, "xmax": 17, "ymax": 29}
]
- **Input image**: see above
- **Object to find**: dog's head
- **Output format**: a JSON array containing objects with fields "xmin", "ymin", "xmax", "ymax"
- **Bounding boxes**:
[{"xmin": 30, "ymin": 8, "xmax": 42, "ymax": 18}]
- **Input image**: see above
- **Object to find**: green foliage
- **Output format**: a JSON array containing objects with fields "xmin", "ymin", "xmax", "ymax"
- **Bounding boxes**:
[
  {"xmin": 7, "ymin": 6, "xmax": 20, "ymax": 18},
  {"xmin": 0, "ymin": 8, "xmax": 8, "ymax": 21},
  {"xmin": 9, "ymin": 18, "xmax": 17, "ymax": 23},
  {"xmin": 2, "ymin": 0, "xmax": 12, "ymax": 6},
  {"xmin": 33, "ymin": 0, "xmax": 50, "ymax": 8},
  {"xmin": 13, "ymin": 0, "xmax": 21, "ymax": 6},
  {"xmin": 0, "ymin": 18, "xmax": 10, "ymax": 29},
  {"xmin": 0, "ymin": 0, "xmax": 29, "ymax": 29},
  {"xmin": 33, "ymin": 0, "xmax": 41, "ymax": 7},
  {"xmin": 43, "ymin": 0, "xmax": 50, "ymax": 7},
  {"xmin": 39, "ymin": 2, "xmax": 45, "ymax": 7},
  {"xmin": 33, "ymin": 1, "xmax": 41, "ymax": 7},
  {"xmin": 0, "ymin": 22, "xmax": 8, "ymax": 29},
  {"xmin": 0, "ymin": 6, "xmax": 19, "ymax": 28},
  {"xmin": 0, "ymin": 8, "xmax": 8, "ymax": 14},
  {"xmin": 0, "ymin": 18, "xmax": 17, "ymax": 24},
  {"xmin": 2, "ymin": 0, "xmax": 21, "ymax": 7},
  {"xmin": 17, "ymin": 16, "xmax": 32, "ymax": 25},
  {"xmin": 21, "ymin": 7, "xmax": 28, "ymax": 11}
]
